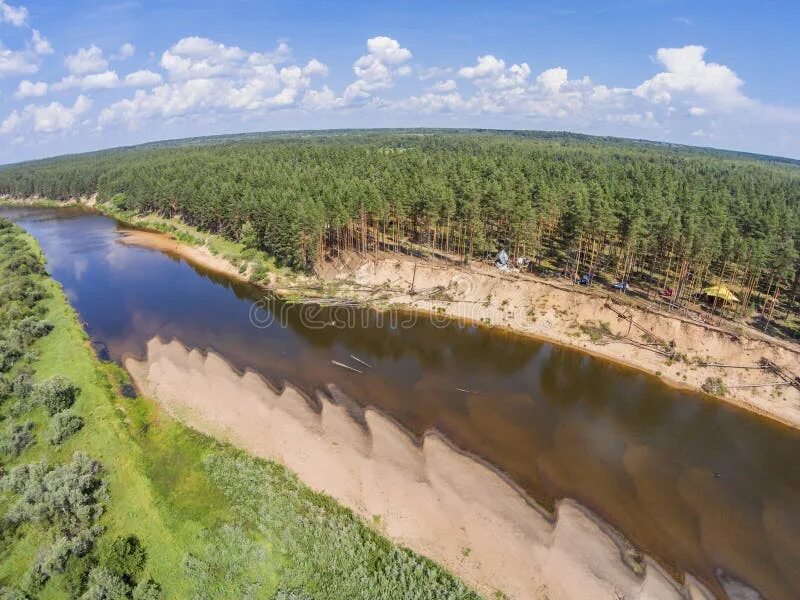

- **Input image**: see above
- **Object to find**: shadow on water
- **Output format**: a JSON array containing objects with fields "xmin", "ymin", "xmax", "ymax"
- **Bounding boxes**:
[{"xmin": 4, "ymin": 206, "xmax": 800, "ymax": 599}]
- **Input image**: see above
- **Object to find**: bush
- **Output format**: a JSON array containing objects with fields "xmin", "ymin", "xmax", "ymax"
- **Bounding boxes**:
[
  {"xmin": 702, "ymin": 377, "xmax": 728, "ymax": 396},
  {"xmin": 1, "ymin": 421, "xmax": 35, "ymax": 457},
  {"xmin": 32, "ymin": 376, "xmax": 80, "ymax": 415},
  {"xmin": 48, "ymin": 410, "xmax": 84, "ymax": 445},
  {"xmin": 11, "ymin": 317, "xmax": 53, "ymax": 346},
  {"xmin": 132, "ymin": 579, "xmax": 162, "ymax": 600},
  {"xmin": 1, "ymin": 452, "xmax": 107, "ymax": 533},
  {"xmin": 81, "ymin": 567, "xmax": 129, "ymax": 600},
  {"xmin": 12, "ymin": 372, "xmax": 33, "ymax": 398},
  {"xmin": 100, "ymin": 535, "xmax": 147, "ymax": 583},
  {"xmin": 0, "ymin": 375, "xmax": 11, "ymax": 401},
  {"xmin": 0, "ymin": 339, "xmax": 24, "ymax": 373}
]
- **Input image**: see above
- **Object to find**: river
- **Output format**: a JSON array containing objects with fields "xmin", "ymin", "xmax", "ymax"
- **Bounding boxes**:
[{"xmin": 4, "ymin": 206, "xmax": 800, "ymax": 599}]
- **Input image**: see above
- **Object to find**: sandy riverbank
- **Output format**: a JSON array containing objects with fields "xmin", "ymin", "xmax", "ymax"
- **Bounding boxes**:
[
  {"xmin": 126, "ymin": 337, "xmax": 720, "ymax": 600},
  {"xmin": 117, "ymin": 229, "xmax": 250, "ymax": 282},
  {"xmin": 117, "ymin": 221, "xmax": 800, "ymax": 431}
]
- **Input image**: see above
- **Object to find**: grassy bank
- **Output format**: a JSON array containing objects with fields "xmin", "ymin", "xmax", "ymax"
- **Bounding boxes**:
[
  {"xmin": 99, "ymin": 202, "xmax": 292, "ymax": 285},
  {"xmin": 0, "ymin": 218, "xmax": 481, "ymax": 598}
]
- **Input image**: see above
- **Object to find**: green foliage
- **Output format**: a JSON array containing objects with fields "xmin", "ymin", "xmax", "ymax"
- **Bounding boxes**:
[
  {"xmin": 702, "ymin": 377, "xmax": 729, "ymax": 396},
  {"xmin": 48, "ymin": 409, "xmax": 85, "ymax": 445},
  {"xmin": 99, "ymin": 535, "xmax": 147, "ymax": 582},
  {"xmin": 31, "ymin": 375, "xmax": 80, "ymax": 415},
  {"xmin": 183, "ymin": 524, "xmax": 270, "ymax": 599},
  {"xmin": 0, "ymin": 131, "xmax": 797, "ymax": 283},
  {"xmin": 81, "ymin": 567, "xmax": 130, "ymax": 600},
  {"xmin": 204, "ymin": 452, "xmax": 479, "ymax": 600},
  {"xmin": 1, "ymin": 421, "xmax": 35, "ymax": 457},
  {"xmin": 131, "ymin": 579, "xmax": 163, "ymax": 600},
  {"xmin": 1, "ymin": 452, "xmax": 107, "ymax": 533}
]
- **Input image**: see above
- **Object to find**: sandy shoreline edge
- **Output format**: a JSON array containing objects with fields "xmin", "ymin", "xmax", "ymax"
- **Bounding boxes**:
[
  {"xmin": 126, "ymin": 336, "xmax": 721, "ymax": 600},
  {"xmin": 113, "ymin": 223, "xmax": 800, "ymax": 433}
]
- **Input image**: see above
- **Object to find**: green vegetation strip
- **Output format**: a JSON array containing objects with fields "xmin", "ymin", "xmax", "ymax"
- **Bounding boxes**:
[{"xmin": 0, "ymin": 217, "xmax": 480, "ymax": 599}]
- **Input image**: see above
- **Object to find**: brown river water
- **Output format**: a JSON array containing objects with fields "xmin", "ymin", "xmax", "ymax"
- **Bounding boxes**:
[{"xmin": 4, "ymin": 207, "xmax": 800, "ymax": 599}]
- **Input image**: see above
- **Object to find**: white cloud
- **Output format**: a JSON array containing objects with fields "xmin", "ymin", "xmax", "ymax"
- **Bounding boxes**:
[
  {"xmin": 302, "ymin": 58, "xmax": 328, "ymax": 77},
  {"xmin": 28, "ymin": 95, "xmax": 93, "ymax": 132},
  {"xmin": 51, "ymin": 67, "xmax": 164, "ymax": 92},
  {"xmin": 31, "ymin": 30, "xmax": 53, "ymax": 55},
  {"xmin": 459, "ymin": 55, "xmax": 505, "ymax": 80},
  {"xmin": 536, "ymin": 67, "xmax": 568, "ymax": 93},
  {"xmin": 0, "ymin": 0, "xmax": 27, "ymax": 26},
  {"xmin": 459, "ymin": 55, "xmax": 531, "ymax": 89},
  {"xmin": 66, "ymin": 45, "xmax": 108, "ymax": 75},
  {"xmin": 302, "ymin": 86, "xmax": 337, "ymax": 110},
  {"xmin": 1, "ymin": 95, "xmax": 93, "ymax": 136},
  {"xmin": 0, "ymin": 109, "xmax": 23, "ymax": 133},
  {"xmin": 0, "ymin": 47, "xmax": 37, "ymax": 77},
  {"xmin": 99, "ymin": 37, "xmax": 323, "ymax": 128},
  {"xmin": 161, "ymin": 36, "xmax": 247, "ymax": 80},
  {"xmin": 15, "ymin": 79, "xmax": 47, "ymax": 98},
  {"xmin": 123, "ymin": 69, "xmax": 162, "ymax": 87},
  {"xmin": 428, "ymin": 79, "xmax": 457, "ymax": 93},
  {"xmin": 343, "ymin": 36, "xmax": 412, "ymax": 103},
  {"xmin": 689, "ymin": 106, "xmax": 707, "ymax": 116},
  {"xmin": 116, "ymin": 42, "xmax": 135, "ymax": 60},
  {"xmin": 635, "ymin": 45, "xmax": 747, "ymax": 108}
]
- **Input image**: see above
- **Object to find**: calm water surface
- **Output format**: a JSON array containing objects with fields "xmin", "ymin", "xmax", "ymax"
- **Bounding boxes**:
[{"xmin": 5, "ymin": 207, "xmax": 800, "ymax": 599}]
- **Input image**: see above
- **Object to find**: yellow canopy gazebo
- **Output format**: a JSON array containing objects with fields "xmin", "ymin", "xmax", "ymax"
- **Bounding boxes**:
[{"xmin": 701, "ymin": 284, "xmax": 739, "ymax": 303}]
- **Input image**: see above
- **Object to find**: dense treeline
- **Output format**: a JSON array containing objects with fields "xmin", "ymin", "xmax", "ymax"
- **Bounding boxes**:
[{"xmin": 1, "ymin": 130, "xmax": 799, "ymax": 317}]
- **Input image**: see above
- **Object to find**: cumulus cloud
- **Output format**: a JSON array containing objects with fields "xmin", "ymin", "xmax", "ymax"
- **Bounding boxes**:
[
  {"xmin": 0, "ymin": 12, "xmax": 51, "ymax": 77},
  {"xmin": 99, "ymin": 37, "xmax": 327, "ymax": 128},
  {"xmin": 343, "ymin": 36, "xmax": 412, "ymax": 103},
  {"xmin": 1, "ymin": 95, "xmax": 93, "ymax": 135},
  {"xmin": 635, "ymin": 45, "xmax": 747, "ymax": 108},
  {"xmin": 52, "ymin": 68, "xmax": 163, "ymax": 92},
  {"xmin": 66, "ymin": 45, "xmax": 108, "ymax": 75},
  {"xmin": 0, "ymin": 0, "xmax": 27, "ymax": 26},
  {"xmin": 459, "ymin": 55, "xmax": 532, "ymax": 90},
  {"xmin": 428, "ymin": 79, "xmax": 457, "ymax": 93},
  {"xmin": 0, "ymin": 47, "xmax": 37, "ymax": 77},
  {"xmin": 15, "ymin": 79, "xmax": 47, "ymax": 98},
  {"xmin": 124, "ymin": 69, "xmax": 162, "ymax": 87},
  {"xmin": 31, "ymin": 30, "xmax": 53, "ymax": 55},
  {"xmin": 302, "ymin": 58, "xmax": 328, "ymax": 77},
  {"xmin": 115, "ymin": 42, "xmax": 135, "ymax": 60}
]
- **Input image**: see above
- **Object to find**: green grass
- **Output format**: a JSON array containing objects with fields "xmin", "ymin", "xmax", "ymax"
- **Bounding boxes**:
[
  {"xmin": 0, "ymin": 220, "xmax": 480, "ymax": 599},
  {"xmin": 97, "ymin": 205, "xmax": 291, "ymax": 284}
]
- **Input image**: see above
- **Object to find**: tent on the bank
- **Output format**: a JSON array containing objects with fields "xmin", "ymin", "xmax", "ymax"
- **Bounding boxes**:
[{"xmin": 701, "ymin": 284, "xmax": 739, "ymax": 304}]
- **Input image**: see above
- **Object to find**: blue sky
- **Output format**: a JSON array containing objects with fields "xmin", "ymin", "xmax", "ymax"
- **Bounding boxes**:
[{"xmin": 0, "ymin": 0, "xmax": 798, "ymax": 162}]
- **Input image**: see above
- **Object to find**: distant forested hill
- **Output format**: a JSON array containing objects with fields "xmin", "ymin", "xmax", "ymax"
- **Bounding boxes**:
[{"xmin": 1, "ymin": 129, "xmax": 798, "ymax": 314}]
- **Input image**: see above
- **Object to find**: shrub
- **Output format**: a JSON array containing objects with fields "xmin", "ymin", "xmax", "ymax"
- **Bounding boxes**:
[
  {"xmin": 81, "ymin": 567, "xmax": 129, "ymax": 600},
  {"xmin": 1, "ymin": 421, "xmax": 35, "ymax": 457},
  {"xmin": 0, "ymin": 339, "xmax": 24, "ymax": 373},
  {"xmin": 48, "ymin": 410, "xmax": 84, "ymax": 445},
  {"xmin": 0, "ymin": 375, "xmax": 11, "ymax": 401},
  {"xmin": 32, "ymin": 376, "xmax": 80, "ymax": 415},
  {"xmin": 702, "ymin": 377, "xmax": 728, "ymax": 396},
  {"xmin": 100, "ymin": 535, "xmax": 147, "ymax": 583},
  {"xmin": 1, "ymin": 452, "xmax": 107, "ymax": 533},
  {"xmin": 132, "ymin": 579, "xmax": 162, "ymax": 600},
  {"xmin": 12, "ymin": 372, "xmax": 33, "ymax": 398},
  {"xmin": 11, "ymin": 317, "xmax": 53, "ymax": 346}
]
